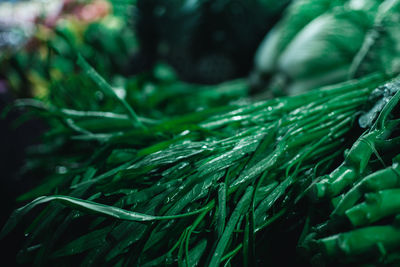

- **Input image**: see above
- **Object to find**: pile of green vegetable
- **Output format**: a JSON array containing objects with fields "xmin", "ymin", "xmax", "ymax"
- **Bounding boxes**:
[
  {"xmin": 300, "ymin": 77, "xmax": 400, "ymax": 266},
  {"xmin": 0, "ymin": 61, "xmax": 395, "ymax": 266},
  {"xmin": 2, "ymin": 0, "xmax": 400, "ymax": 266}
]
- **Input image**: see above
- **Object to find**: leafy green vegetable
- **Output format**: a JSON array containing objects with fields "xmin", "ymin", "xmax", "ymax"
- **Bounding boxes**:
[
  {"xmin": 2, "ymin": 68, "xmax": 390, "ymax": 266},
  {"xmin": 255, "ymin": 0, "xmax": 344, "ymax": 75},
  {"xmin": 301, "ymin": 77, "xmax": 400, "ymax": 265},
  {"xmin": 253, "ymin": 0, "xmax": 385, "ymax": 95}
]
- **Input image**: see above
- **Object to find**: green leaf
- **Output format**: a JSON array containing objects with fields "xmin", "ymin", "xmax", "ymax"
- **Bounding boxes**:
[
  {"xmin": 0, "ymin": 195, "xmax": 210, "ymax": 238},
  {"xmin": 76, "ymin": 54, "xmax": 144, "ymax": 128},
  {"xmin": 209, "ymin": 186, "xmax": 254, "ymax": 267}
]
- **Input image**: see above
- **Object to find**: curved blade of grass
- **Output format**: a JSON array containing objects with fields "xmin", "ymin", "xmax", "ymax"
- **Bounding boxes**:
[
  {"xmin": 0, "ymin": 195, "xmax": 210, "ymax": 238},
  {"xmin": 76, "ymin": 54, "xmax": 144, "ymax": 129}
]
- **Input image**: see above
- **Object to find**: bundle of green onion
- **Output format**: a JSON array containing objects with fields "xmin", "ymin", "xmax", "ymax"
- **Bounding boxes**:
[
  {"xmin": 300, "ymin": 76, "xmax": 400, "ymax": 266},
  {"xmin": 0, "ymin": 52, "xmax": 394, "ymax": 265}
]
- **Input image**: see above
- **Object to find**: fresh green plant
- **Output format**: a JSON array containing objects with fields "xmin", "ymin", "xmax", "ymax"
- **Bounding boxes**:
[
  {"xmin": 300, "ymin": 77, "xmax": 400, "ymax": 266},
  {"xmin": 253, "ymin": 0, "xmax": 387, "ymax": 94},
  {"xmin": 1, "ymin": 55, "xmax": 391, "ymax": 265}
]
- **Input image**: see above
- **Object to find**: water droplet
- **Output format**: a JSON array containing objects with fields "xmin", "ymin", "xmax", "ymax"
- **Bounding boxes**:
[
  {"xmin": 56, "ymin": 166, "xmax": 68, "ymax": 174},
  {"xmin": 180, "ymin": 130, "xmax": 190, "ymax": 136}
]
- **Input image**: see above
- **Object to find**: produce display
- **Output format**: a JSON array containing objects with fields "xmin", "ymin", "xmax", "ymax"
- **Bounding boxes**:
[{"xmin": 1, "ymin": 0, "xmax": 400, "ymax": 266}]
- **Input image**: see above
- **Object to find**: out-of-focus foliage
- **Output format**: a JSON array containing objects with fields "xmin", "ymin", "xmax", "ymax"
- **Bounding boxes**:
[
  {"xmin": 0, "ymin": 0, "xmax": 134, "ymax": 97},
  {"xmin": 252, "ymin": 0, "xmax": 400, "ymax": 95}
]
